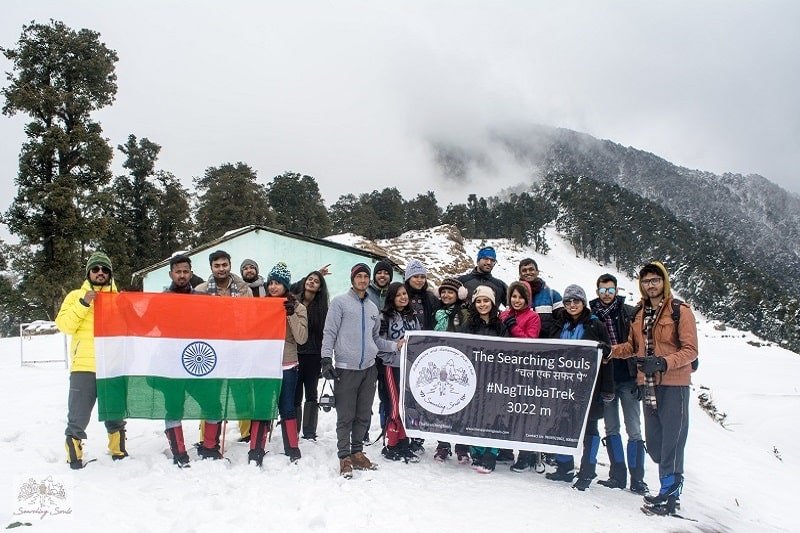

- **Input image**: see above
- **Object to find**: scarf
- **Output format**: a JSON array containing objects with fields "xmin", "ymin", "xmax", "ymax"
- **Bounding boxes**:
[
  {"xmin": 594, "ymin": 298, "xmax": 619, "ymax": 345},
  {"xmin": 641, "ymin": 301, "xmax": 664, "ymax": 410},
  {"xmin": 560, "ymin": 320, "xmax": 585, "ymax": 340},
  {"xmin": 206, "ymin": 275, "xmax": 243, "ymax": 297}
]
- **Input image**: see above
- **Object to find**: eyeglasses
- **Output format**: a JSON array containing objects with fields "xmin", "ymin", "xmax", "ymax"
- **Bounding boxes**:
[
  {"xmin": 597, "ymin": 287, "xmax": 617, "ymax": 295},
  {"xmin": 563, "ymin": 298, "xmax": 582, "ymax": 306},
  {"xmin": 91, "ymin": 266, "xmax": 111, "ymax": 275},
  {"xmin": 640, "ymin": 277, "xmax": 662, "ymax": 286}
]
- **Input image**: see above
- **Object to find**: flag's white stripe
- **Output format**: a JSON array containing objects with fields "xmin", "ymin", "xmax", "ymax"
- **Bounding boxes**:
[{"xmin": 96, "ymin": 337, "xmax": 284, "ymax": 379}]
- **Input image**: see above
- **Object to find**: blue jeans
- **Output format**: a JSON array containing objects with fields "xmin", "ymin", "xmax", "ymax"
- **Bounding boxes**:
[
  {"xmin": 603, "ymin": 379, "xmax": 642, "ymax": 441},
  {"xmin": 278, "ymin": 366, "xmax": 299, "ymax": 420}
]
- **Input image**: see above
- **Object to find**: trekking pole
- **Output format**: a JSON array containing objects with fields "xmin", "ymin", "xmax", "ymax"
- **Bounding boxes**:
[{"xmin": 221, "ymin": 420, "xmax": 228, "ymax": 456}]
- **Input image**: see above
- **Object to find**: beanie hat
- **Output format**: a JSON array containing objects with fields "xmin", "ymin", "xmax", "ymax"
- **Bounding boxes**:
[
  {"xmin": 86, "ymin": 251, "xmax": 113, "ymax": 276},
  {"xmin": 563, "ymin": 284, "xmax": 587, "ymax": 306},
  {"xmin": 373, "ymin": 259, "xmax": 394, "ymax": 282},
  {"xmin": 472, "ymin": 285, "xmax": 496, "ymax": 305},
  {"xmin": 240, "ymin": 258, "xmax": 259, "ymax": 275},
  {"xmin": 477, "ymin": 246, "xmax": 496, "ymax": 261},
  {"xmin": 508, "ymin": 280, "xmax": 533, "ymax": 306},
  {"xmin": 438, "ymin": 277, "xmax": 468, "ymax": 302},
  {"xmin": 350, "ymin": 263, "xmax": 371, "ymax": 283},
  {"xmin": 268, "ymin": 262, "xmax": 291, "ymax": 291},
  {"xmin": 404, "ymin": 259, "xmax": 427, "ymax": 281}
]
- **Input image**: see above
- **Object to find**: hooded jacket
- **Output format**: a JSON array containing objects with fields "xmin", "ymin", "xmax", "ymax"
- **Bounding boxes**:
[
  {"xmin": 55, "ymin": 279, "xmax": 119, "ymax": 372},
  {"xmin": 500, "ymin": 281, "xmax": 542, "ymax": 338},
  {"xmin": 458, "ymin": 267, "xmax": 509, "ymax": 307},
  {"xmin": 611, "ymin": 261, "xmax": 699, "ymax": 386}
]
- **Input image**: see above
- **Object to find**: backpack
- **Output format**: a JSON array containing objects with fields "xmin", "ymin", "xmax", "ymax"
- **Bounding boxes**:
[{"xmin": 632, "ymin": 298, "xmax": 699, "ymax": 371}]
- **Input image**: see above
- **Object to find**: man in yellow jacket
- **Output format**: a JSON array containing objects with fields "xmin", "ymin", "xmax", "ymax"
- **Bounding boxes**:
[{"xmin": 56, "ymin": 251, "xmax": 127, "ymax": 469}]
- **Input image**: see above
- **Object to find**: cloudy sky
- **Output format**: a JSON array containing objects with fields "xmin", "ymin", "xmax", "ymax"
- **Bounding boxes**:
[{"xmin": 1, "ymin": 1, "xmax": 798, "ymax": 240}]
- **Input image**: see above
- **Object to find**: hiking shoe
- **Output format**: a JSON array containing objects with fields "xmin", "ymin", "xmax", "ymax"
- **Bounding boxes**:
[
  {"xmin": 434, "ymin": 444, "xmax": 452, "ymax": 463},
  {"xmin": 173, "ymin": 452, "xmax": 191, "ymax": 468},
  {"xmin": 629, "ymin": 480, "xmax": 649, "ymax": 494},
  {"xmin": 248, "ymin": 448, "xmax": 266, "ymax": 467},
  {"xmin": 409, "ymin": 438, "xmax": 425, "ymax": 455},
  {"xmin": 496, "ymin": 449, "xmax": 514, "ymax": 463},
  {"xmin": 197, "ymin": 446, "xmax": 223, "ymax": 460},
  {"xmin": 350, "ymin": 451, "xmax": 378, "ymax": 471},
  {"xmin": 510, "ymin": 451, "xmax": 533, "ymax": 473},
  {"xmin": 382, "ymin": 446, "xmax": 402, "ymax": 461},
  {"xmin": 598, "ymin": 477, "xmax": 626, "ymax": 489},
  {"xmin": 340, "ymin": 456, "xmax": 353, "ymax": 479},
  {"xmin": 643, "ymin": 496, "xmax": 679, "ymax": 516},
  {"xmin": 455, "ymin": 445, "xmax": 470, "ymax": 464},
  {"xmin": 532, "ymin": 452, "xmax": 545, "ymax": 473},
  {"xmin": 475, "ymin": 453, "xmax": 496, "ymax": 474},
  {"xmin": 399, "ymin": 446, "xmax": 421, "ymax": 464},
  {"xmin": 287, "ymin": 447, "xmax": 301, "ymax": 463},
  {"xmin": 546, "ymin": 468, "xmax": 575, "ymax": 482},
  {"xmin": 573, "ymin": 476, "xmax": 594, "ymax": 491},
  {"xmin": 471, "ymin": 452, "xmax": 484, "ymax": 469},
  {"xmin": 237, "ymin": 435, "xmax": 251, "ymax": 443}
]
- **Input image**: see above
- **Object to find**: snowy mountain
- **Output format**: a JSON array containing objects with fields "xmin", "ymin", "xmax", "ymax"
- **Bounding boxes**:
[{"xmin": 1, "ymin": 225, "xmax": 796, "ymax": 532}]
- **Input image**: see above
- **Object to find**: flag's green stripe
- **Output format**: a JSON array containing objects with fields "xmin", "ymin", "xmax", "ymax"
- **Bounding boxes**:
[{"xmin": 96, "ymin": 376, "xmax": 282, "ymax": 421}]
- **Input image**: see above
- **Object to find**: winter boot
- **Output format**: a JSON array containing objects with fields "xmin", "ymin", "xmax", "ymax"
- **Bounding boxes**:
[
  {"xmin": 545, "ymin": 455, "xmax": 575, "ymax": 482},
  {"xmin": 572, "ymin": 434, "xmax": 600, "ymax": 490},
  {"xmin": 65, "ymin": 436, "xmax": 83, "ymax": 470},
  {"xmin": 350, "ymin": 451, "xmax": 378, "ymax": 471},
  {"xmin": 496, "ymin": 448, "xmax": 515, "ymax": 463},
  {"xmin": 455, "ymin": 444, "xmax": 471, "ymax": 464},
  {"xmin": 470, "ymin": 448, "xmax": 484, "ymax": 469},
  {"xmin": 198, "ymin": 421, "xmax": 222, "ymax": 460},
  {"xmin": 302, "ymin": 401, "xmax": 319, "ymax": 440},
  {"xmin": 382, "ymin": 445, "xmax": 403, "ymax": 461},
  {"xmin": 340, "ymin": 456, "xmax": 354, "ymax": 479},
  {"xmin": 238, "ymin": 420, "xmax": 251, "ymax": 443},
  {"xmin": 532, "ymin": 452, "xmax": 545, "ymax": 473},
  {"xmin": 281, "ymin": 419, "xmax": 302, "ymax": 463},
  {"xmin": 628, "ymin": 439, "xmax": 649, "ymax": 494},
  {"xmin": 409, "ymin": 438, "xmax": 425, "ymax": 455},
  {"xmin": 248, "ymin": 448, "xmax": 266, "ymax": 467},
  {"xmin": 108, "ymin": 429, "xmax": 128, "ymax": 461},
  {"xmin": 644, "ymin": 473, "xmax": 683, "ymax": 506},
  {"xmin": 398, "ymin": 439, "xmax": 420, "ymax": 463},
  {"xmin": 434, "ymin": 442, "xmax": 452, "ymax": 463},
  {"xmin": 475, "ymin": 452, "xmax": 497, "ymax": 474},
  {"xmin": 511, "ymin": 450, "xmax": 534, "ymax": 473},
  {"xmin": 165, "ymin": 426, "xmax": 191, "ymax": 467},
  {"xmin": 598, "ymin": 434, "xmax": 627, "ymax": 489}
]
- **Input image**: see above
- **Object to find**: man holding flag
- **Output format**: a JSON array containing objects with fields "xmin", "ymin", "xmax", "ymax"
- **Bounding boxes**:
[{"xmin": 57, "ymin": 251, "xmax": 127, "ymax": 469}]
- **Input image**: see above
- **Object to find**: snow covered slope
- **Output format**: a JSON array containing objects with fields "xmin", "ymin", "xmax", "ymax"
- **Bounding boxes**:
[{"xmin": 1, "ymin": 226, "xmax": 796, "ymax": 532}]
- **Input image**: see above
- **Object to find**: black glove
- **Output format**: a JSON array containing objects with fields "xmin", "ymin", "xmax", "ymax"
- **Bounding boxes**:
[
  {"xmin": 502, "ymin": 315, "xmax": 517, "ymax": 329},
  {"xmin": 637, "ymin": 356, "xmax": 667, "ymax": 374},
  {"xmin": 601, "ymin": 392, "xmax": 615, "ymax": 404},
  {"xmin": 283, "ymin": 295, "xmax": 296, "ymax": 316},
  {"xmin": 321, "ymin": 357, "xmax": 339, "ymax": 381}
]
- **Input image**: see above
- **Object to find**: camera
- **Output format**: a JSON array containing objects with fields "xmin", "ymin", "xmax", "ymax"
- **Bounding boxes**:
[{"xmin": 319, "ymin": 393, "xmax": 335, "ymax": 412}]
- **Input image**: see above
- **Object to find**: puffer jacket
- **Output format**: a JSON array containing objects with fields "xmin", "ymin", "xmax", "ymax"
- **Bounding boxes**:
[
  {"xmin": 611, "ymin": 261, "xmax": 699, "ymax": 386},
  {"xmin": 499, "ymin": 307, "xmax": 541, "ymax": 339},
  {"xmin": 55, "ymin": 280, "xmax": 119, "ymax": 372}
]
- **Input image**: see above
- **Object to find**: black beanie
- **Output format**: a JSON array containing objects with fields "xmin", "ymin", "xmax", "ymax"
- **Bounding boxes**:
[
  {"xmin": 350, "ymin": 263, "xmax": 370, "ymax": 283},
  {"xmin": 373, "ymin": 260, "xmax": 394, "ymax": 282}
]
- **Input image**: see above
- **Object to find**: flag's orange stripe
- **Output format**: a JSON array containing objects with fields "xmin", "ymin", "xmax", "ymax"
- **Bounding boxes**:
[{"xmin": 94, "ymin": 292, "xmax": 287, "ymax": 340}]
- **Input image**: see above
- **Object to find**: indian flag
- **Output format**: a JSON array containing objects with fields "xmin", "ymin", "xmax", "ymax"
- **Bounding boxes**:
[{"xmin": 94, "ymin": 292, "xmax": 285, "ymax": 421}]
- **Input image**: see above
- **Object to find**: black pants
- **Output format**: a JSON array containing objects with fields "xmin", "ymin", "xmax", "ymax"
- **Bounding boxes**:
[
  {"xmin": 295, "ymin": 354, "xmax": 322, "ymax": 405},
  {"xmin": 644, "ymin": 385, "xmax": 690, "ymax": 478}
]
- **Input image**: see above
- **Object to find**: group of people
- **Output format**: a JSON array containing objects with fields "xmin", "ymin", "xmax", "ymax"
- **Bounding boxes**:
[{"xmin": 56, "ymin": 244, "xmax": 697, "ymax": 517}]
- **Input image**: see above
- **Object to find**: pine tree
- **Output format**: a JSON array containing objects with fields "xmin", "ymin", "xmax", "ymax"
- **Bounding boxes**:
[
  {"xmin": 1, "ymin": 20, "xmax": 118, "ymax": 318},
  {"xmin": 194, "ymin": 162, "xmax": 273, "ymax": 242},
  {"xmin": 267, "ymin": 172, "xmax": 332, "ymax": 237}
]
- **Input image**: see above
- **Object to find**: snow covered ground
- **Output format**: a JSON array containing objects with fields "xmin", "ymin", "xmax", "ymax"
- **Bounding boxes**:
[{"xmin": 1, "ymin": 228, "xmax": 797, "ymax": 532}]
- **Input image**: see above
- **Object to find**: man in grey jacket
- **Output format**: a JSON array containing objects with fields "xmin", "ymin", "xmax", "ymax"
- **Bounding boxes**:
[{"xmin": 321, "ymin": 262, "xmax": 404, "ymax": 478}]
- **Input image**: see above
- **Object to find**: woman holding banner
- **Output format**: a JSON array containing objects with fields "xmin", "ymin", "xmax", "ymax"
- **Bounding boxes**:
[
  {"xmin": 378, "ymin": 282, "xmax": 422, "ymax": 463},
  {"xmin": 545, "ymin": 284, "xmax": 614, "ymax": 490},
  {"xmin": 460, "ymin": 285, "xmax": 509, "ymax": 473}
]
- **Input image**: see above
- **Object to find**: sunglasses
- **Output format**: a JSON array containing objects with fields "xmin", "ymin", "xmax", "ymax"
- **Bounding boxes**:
[
  {"xmin": 91, "ymin": 266, "xmax": 111, "ymax": 275},
  {"xmin": 597, "ymin": 287, "xmax": 617, "ymax": 295},
  {"xmin": 563, "ymin": 298, "xmax": 583, "ymax": 306}
]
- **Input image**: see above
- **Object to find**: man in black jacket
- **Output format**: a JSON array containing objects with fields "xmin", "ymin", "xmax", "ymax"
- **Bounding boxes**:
[
  {"xmin": 458, "ymin": 246, "xmax": 508, "ymax": 307},
  {"xmin": 589, "ymin": 273, "xmax": 648, "ymax": 494}
]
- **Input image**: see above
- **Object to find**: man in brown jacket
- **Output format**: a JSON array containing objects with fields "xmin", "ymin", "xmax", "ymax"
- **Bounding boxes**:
[{"xmin": 612, "ymin": 261, "xmax": 698, "ymax": 516}]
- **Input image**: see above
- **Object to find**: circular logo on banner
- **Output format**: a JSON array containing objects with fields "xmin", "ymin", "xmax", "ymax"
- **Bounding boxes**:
[
  {"xmin": 181, "ymin": 341, "xmax": 217, "ymax": 376},
  {"xmin": 409, "ymin": 345, "xmax": 476, "ymax": 415}
]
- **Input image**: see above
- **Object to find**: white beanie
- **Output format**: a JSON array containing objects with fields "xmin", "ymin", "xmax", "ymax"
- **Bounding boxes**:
[
  {"xmin": 472, "ymin": 285, "xmax": 496, "ymax": 305},
  {"xmin": 404, "ymin": 259, "xmax": 427, "ymax": 281}
]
